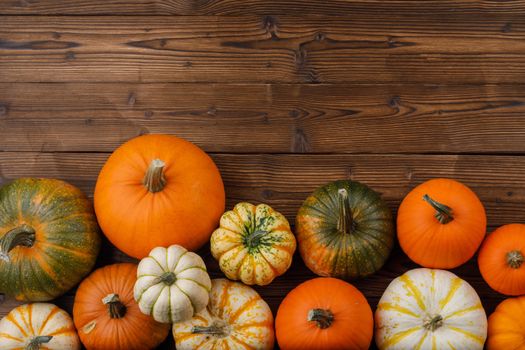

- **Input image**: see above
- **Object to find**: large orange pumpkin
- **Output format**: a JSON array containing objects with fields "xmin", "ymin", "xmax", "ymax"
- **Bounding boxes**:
[
  {"xmin": 94, "ymin": 134, "xmax": 225, "ymax": 258},
  {"xmin": 397, "ymin": 178, "xmax": 486, "ymax": 269},
  {"xmin": 73, "ymin": 263, "xmax": 170, "ymax": 350},
  {"xmin": 487, "ymin": 296, "xmax": 525, "ymax": 350},
  {"xmin": 275, "ymin": 277, "xmax": 373, "ymax": 350},
  {"xmin": 478, "ymin": 224, "xmax": 525, "ymax": 295}
]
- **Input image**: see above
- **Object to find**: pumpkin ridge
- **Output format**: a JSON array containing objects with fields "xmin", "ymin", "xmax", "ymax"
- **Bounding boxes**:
[
  {"xmin": 19, "ymin": 305, "xmax": 32, "ymax": 335},
  {"xmin": 5, "ymin": 313, "xmax": 27, "ymax": 337},
  {"xmin": 27, "ymin": 303, "xmax": 35, "ymax": 336},
  {"xmin": 439, "ymin": 277, "xmax": 463, "ymax": 309},
  {"xmin": 173, "ymin": 251, "xmax": 189, "ymax": 273},
  {"xmin": 447, "ymin": 326, "xmax": 484, "ymax": 344},
  {"xmin": 174, "ymin": 283, "xmax": 196, "ymax": 315},
  {"xmin": 0, "ymin": 332, "xmax": 23, "ymax": 342},
  {"xmin": 29, "ymin": 256, "xmax": 55, "ymax": 299},
  {"xmin": 38, "ymin": 306, "xmax": 60, "ymax": 334},
  {"xmin": 414, "ymin": 329, "xmax": 427, "ymax": 350},
  {"xmin": 378, "ymin": 303, "xmax": 419, "ymax": 318},
  {"xmin": 227, "ymin": 297, "xmax": 260, "ymax": 324},
  {"xmin": 353, "ymin": 232, "xmax": 381, "ymax": 272},
  {"xmin": 178, "ymin": 277, "xmax": 211, "ymax": 293},
  {"xmin": 443, "ymin": 303, "xmax": 482, "ymax": 320},
  {"xmin": 48, "ymin": 325, "xmax": 75, "ymax": 336},
  {"xmin": 381, "ymin": 326, "xmax": 420, "ymax": 348},
  {"xmin": 38, "ymin": 241, "xmax": 94, "ymax": 258},
  {"xmin": 399, "ymin": 274, "xmax": 427, "ymax": 312},
  {"xmin": 217, "ymin": 282, "xmax": 232, "ymax": 319},
  {"xmin": 229, "ymin": 333, "xmax": 255, "ymax": 350}
]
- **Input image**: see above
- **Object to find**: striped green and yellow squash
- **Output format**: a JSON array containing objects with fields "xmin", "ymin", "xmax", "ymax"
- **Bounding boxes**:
[
  {"xmin": 296, "ymin": 180, "xmax": 394, "ymax": 280},
  {"xmin": 375, "ymin": 268, "xmax": 487, "ymax": 350},
  {"xmin": 0, "ymin": 178, "xmax": 100, "ymax": 301}
]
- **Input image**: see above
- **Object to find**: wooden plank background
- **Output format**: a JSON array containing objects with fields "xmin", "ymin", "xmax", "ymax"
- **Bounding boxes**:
[{"xmin": 1, "ymin": 1, "xmax": 525, "ymax": 349}]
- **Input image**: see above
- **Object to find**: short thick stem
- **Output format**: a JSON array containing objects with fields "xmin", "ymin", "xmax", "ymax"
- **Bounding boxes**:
[
  {"xmin": 307, "ymin": 308, "xmax": 334, "ymax": 329},
  {"xmin": 424, "ymin": 315, "xmax": 443, "ymax": 331},
  {"xmin": 158, "ymin": 271, "xmax": 176, "ymax": 286},
  {"xmin": 337, "ymin": 188, "xmax": 354, "ymax": 234},
  {"xmin": 423, "ymin": 194, "xmax": 454, "ymax": 224},
  {"xmin": 102, "ymin": 294, "xmax": 127, "ymax": 319},
  {"xmin": 191, "ymin": 322, "xmax": 229, "ymax": 338},
  {"xmin": 507, "ymin": 250, "xmax": 524, "ymax": 269},
  {"xmin": 26, "ymin": 335, "xmax": 53, "ymax": 350},
  {"xmin": 245, "ymin": 229, "xmax": 268, "ymax": 248},
  {"xmin": 143, "ymin": 159, "xmax": 167, "ymax": 193},
  {"xmin": 0, "ymin": 225, "xmax": 36, "ymax": 262}
]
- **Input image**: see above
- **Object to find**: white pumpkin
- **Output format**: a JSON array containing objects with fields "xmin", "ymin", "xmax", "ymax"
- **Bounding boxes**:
[
  {"xmin": 134, "ymin": 244, "xmax": 212, "ymax": 324},
  {"xmin": 375, "ymin": 268, "xmax": 487, "ymax": 350},
  {"xmin": 173, "ymin": 278, "xmax": 275, "ymax": 350},
  {"xmin": 0, "ymin": 303, "xmax": 80, "ymax": 350}
]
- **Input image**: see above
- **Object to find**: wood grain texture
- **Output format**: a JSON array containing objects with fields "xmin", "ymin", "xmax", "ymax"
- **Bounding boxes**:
[
  {"xmin": 1, "ymin": 15, "xmax": 525, "ymax": 83},
  {"xmin": 2, "ymin": 83, "xmax": 525, "ymax": 153}
]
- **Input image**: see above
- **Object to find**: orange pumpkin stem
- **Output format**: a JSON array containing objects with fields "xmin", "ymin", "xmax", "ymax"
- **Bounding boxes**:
[
  {"xmin": 143, "ymin": 159, "xmax": 167, "ymax": 193},
  {"xmin": 307, "ymin": 308, "xmax": 334, "ymax": 329},
  {"xmin": 337, "ymin": 188, "xmax": 355, "ymax": 234},
  {"xmin": 423, "ymin": 314, "xmax": 443, "ymax": 331},
  {"xmin": 422, "ymin": 194, "xmax": 454, "ymax": 224},
  {"xmin": 506, "ymin": 250, "xmax": 524, "ymax": 269},
  {"xmin": 26, "ymin": 335, "xmax": 53, "ymax": 350},
  {"xmin": 102, "ymin": 293, "xmax": 127, "ymax": 319},
  {"xmin": 0, "ymin": 224, "xmax": 36, "ymax": 263}
]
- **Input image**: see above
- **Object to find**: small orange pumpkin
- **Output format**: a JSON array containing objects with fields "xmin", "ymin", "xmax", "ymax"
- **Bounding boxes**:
[
  {"xmin": 478, "ymin": 224, "xmax": 525, "ymax": 295},
  {"xmin": 487, "ymin": 296, "xmax": 525, "ymax": 350},
  {"xmin": 397, "ymin": 178, "xmax": 486, "ymax": 269},
  {"xmin": 275, "ymin": 277, "xmax": 373, "ymax": 350},
  {"xmin": 94, "ymin": 134, "xmax": 225, "ymax": 258}
]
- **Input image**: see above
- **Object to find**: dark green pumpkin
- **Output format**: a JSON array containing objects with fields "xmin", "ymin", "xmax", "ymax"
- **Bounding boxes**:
[
  {"xmin": 0, "ymin": 178, "xmax": 100, "ymax": 301},
  {"xmin": 296, "ymin": 180, "xmax": 394, "ymax": 279}
]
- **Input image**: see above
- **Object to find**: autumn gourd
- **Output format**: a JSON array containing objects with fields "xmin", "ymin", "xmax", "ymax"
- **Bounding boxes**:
[
  {"xmin": 397, "ymin": 178, "xmax": 486, "ymax": 269},
  {"xmin": 134, "ymin": 245, "xmax": 211, "ymax": 323},
  {"xmin": 276, "ymin": 277, "xmax": 373, "ymax": 350},
  {"xmin": 487, "ymin": 296, "xmax": 525, "ymax": 350},
  {"xmin": 295, "ymin": 180, "xmax": 394, "ymax": 279},
  {"xmin": 0, "ymin": 178, "xmax": 100, "ymax": 301},
  {"xmin": 478, "ymin": 224, "xmax": 525, "ymax": 295},
  {"xmin": 174, "ymin": 278, "xmax": 274, "ymax": 350},
  {"xmin": 0, "ymin": 303, "xmax": 80, "ymax": 349},
  {"xmin": 94, "ymin": 134, "xmax": 225, "ymax": 259},
  {"xmin": 73, "ymin": 263, "xmax": 170, "ymax": 350},
  {"xmin": 375, "ymin": 268, "xmax": 487, "ymax": 350},
  {"xmin": 211, "ymin": 202, "xmax": 296, "ymax": 285}
]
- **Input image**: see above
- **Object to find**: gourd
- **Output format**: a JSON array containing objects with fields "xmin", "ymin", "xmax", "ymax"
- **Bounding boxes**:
[
  {"xmin": 375, "ymin": 268, "xmax": 487, "ymax": 350},
  {"xmin": 210, "ymin": 202, "xmax": 296, "ymax": 286},
  {"xmin": 275, "ymin": 277, "xmax": 373, "ymax": 350},
  {"xmin": 173, "ymin": 278, "xmax": 274, "ymax": 350},
  {"xmin": 73, "ymin": 263, "xmax": 170, "ymax": 350},
  {"xmin": 295, "ymin": 180, "xmax": 394, "ymax": 279},
  {"xmin": 0, "ymin": 303, "xmax": 80, "ymax": 349},
  {"xmin": 487, "ymin": 296, "xmax": 525, "ymax": 350},
  {"xmin": 134, "ymin": 245, "xmax": 212, "ymax": 323},
  {"xmin": 397, "ymin": 178, "xmax": 486, "ymax": 268},
  {"xmin": 94, "ymin": 134, "xmax": 225, "ymax": 259},
  {"xmin": 0, "ymin": 178, "xmax": 100, "ymax": 301},
  {"xmin": 478, "ymin": 224, "xmax": 525, "ymax": 295}
]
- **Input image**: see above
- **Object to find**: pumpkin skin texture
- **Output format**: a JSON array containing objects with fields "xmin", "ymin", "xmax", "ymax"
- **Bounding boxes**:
[
  {"xmin": 275, "ymin": 277, "xmax": 373, "ymax": 350},
  {"xmin": 397, "ymin": 178, "xmax": 486, "ymax": 269},
  {"xmin": 296, "ymin": 180, "xmax": 394, "ymax": 280},
  {"xmin": 134, "ymin": 245, "xmax": 212, "ymax": 323},
  {"xmin": 487, "ymin": 296, "xmax": 525, "ymax": 350},
  {"xmin": 0, "ymin": 178, "xmax": 100, "ymax": 301},
  {"xmin": 211, "ymin": 202, "xmax": 296, "ymax": 286},
  {"xmin": 375, "ymin": 268, "xmax": 487, "ymax": 350},
  {"xmin": 478, "ymin": 224, "xmax": 525, "ymax": 296},
  {"xmin": 73, "ymin": 263, "xmax": 170, "ymax": 350},
  {"xmin": 173, "ymin": 278, "xmax": 274, "ymax": 350},
  {"xmin": 0, "ymin": 303, "xmax": 80, "ymax": 349},
  {"xmin": 94, "ymin": 134, "xmax": 225, "ymax": 259}
]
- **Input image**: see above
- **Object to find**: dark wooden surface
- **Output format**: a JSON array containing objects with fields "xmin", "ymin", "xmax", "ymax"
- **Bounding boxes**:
[{"xmin": 1, "ymin": 1, "xmax": 524, "ymax": 349}]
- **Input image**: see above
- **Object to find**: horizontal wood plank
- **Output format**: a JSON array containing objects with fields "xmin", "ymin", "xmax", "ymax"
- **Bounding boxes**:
[
  {"xmin": 2, "ymin": 83, "xmax": 525, "ymax": 153},
  {"xmin": 1, "ymin": 15, "xmax": 525, "ymax": 83}
]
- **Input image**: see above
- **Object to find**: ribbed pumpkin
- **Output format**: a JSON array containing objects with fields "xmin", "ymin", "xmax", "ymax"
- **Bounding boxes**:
[
  {"xmin": 487, "ymin": 296, "xmax": 525, "ymax": 350},
  {"xmin": 73, "ymin": 263, "xmax": 170, "ymax": 350},
  {"xmin": 478, "ymin": 224, "xmax": 525, "ymax": 295},
  {"xmin": 0, "ymin": 303, "xmax": 80, "ymax": 349},
  {"xmin": 397, "ymin": 178, "xmax": 486, "ymax": 269},
  {"xmin": 94, "ymin": 134, "xmax": 225, "ymax": 259},
  {"xmin": 0, "ymin": 178, "xmax": 100, "ymax": 301},
  {"xmin": 296, "ymin": 180, "xmax": 394, "ymax": 279},
  {"xmin": 211, "ymin": 202, "xmax": 296, "ymax": 286}
]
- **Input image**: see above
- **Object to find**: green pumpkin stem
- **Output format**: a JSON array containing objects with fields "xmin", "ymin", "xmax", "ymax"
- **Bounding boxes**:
[
  {"xmin": 424, "ymin": 314, "xmax": 443, "ymax": 331},
  {"xmin": 337, "ymin": 188, "xmax": 354, "ymax": 234},
  {"xmin": 102, "ymin": 293, "xmax": 127, "ymax": 319},
  {"xmin": 506, "ymin": 250, "xmax": 524, "ymax": 269},
  {"xmin": 422, "ymin": 194, "xmax": 454, "ymax": 224},
  {"xmin": 158, "ymin": 271, "xmax": 177, "ymax": 285},
  {"xmin": 143, "ymin": 159, "xmax": 167, "ymax": 193},
  {"xmin": 307, "ymin": 308, "xmax": 334, "ymax": 329},
  {"xmin": 245, "ymin": 229, "xmax": 268, "ymax": 248},
  {"xmin": 0, "ymin": 224, "xmax": 36, "ymax": 263},
  {"xmin": 26, "ymin": 335, "xmax": 53, "ymax": 350}
]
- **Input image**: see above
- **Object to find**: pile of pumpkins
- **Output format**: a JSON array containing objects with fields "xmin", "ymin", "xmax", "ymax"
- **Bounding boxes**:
[{"xmin": 0, "ymin": 134, "xmax": 524, "ymax": 350}]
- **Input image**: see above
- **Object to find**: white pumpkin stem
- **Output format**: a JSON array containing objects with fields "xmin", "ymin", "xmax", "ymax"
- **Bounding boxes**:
[
  {"xmin": 337, "ymin": 188, "xmax": 354, "ymax": 234},
  {"xmin": 0, "ymin": 225, "xmax": 36, "ymax": 262},
  {"xmin": 26, "ymin": 335, "xmax": 53, "ymax": 350},
  {"xmin": 102, "ymin": 293, "xmax": 127, "ymax": 319},
  {"xmin": 424, "ymin": 314, "xmax": 443, "ymax": 331},
  {"xmin": 307, "ymin": 308, "xmax": 334, "ymax": 329},
  {"xmin": 422, "ymin": 194, "xmax": 454, "ymax": 224},
  {"xmin": 506, "ymin": 250, "xmax": 524, "ymax": 269},
  {"xmin": 143, "ymin": 159, "xmax": 167, "ymax": 193}
]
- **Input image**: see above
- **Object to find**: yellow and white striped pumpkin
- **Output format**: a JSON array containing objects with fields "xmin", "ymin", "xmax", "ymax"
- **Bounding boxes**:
[
  {"xmin": 173, "ymin": 278, "xmax": 274, "ymax": 350},
  {"xmin": 0, "ymin": 303, "xmax": 80, "ymax": 350},
  {"xmin": 134, "ymin": 245, "xmax": 212, "ymax": 324},
  {"xmin": 211, "ymin": 202, "xmax": 296, "ymax": 286},
  {"xmin": 375, "ymin": 268, "xmax": 487, "ymax": 350}
]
